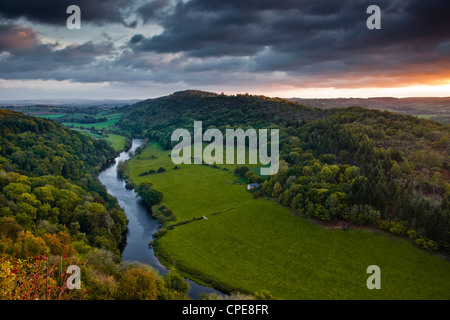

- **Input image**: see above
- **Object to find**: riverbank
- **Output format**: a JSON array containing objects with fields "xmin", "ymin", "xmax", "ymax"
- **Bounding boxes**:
[
  {"xmin": 98, "ymin": 139, "xmax": 222, "ymax": 299},
  {"xmin": 124, "ymin": 142, "xmax": 450, "ymax": 299}
]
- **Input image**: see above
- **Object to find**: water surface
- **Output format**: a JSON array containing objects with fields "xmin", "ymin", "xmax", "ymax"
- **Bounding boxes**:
[{"xmin": 98, "ymin": 139, "xmax": 220, "ymax": 299}]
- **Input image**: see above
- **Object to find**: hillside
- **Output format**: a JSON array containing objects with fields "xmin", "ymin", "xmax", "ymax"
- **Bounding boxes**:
[
  {"xmin": 118, "ymin": 90, "xmax": 326, "ymax": 149},
  {"xmin": 0, "ymin": 110, "xmax": 117, "ymax": 183},
  {"xmin": 0, "ymin": 110, "xmax": 189, "ymax": 300},
  {"xmin": 119, "ymin": 91, "xmax": 450, "ymax": 254}
]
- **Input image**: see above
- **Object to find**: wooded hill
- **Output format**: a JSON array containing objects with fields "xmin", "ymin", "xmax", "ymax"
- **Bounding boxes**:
[
  {"xmin": 118, "ymin": 90, "xmax": 326, "ymax": 149},
  {"xmin": 0, "ymin": 110, "xmax": 190, "ymax": 300},
  {"xmin": 119, "ymin": 90, "xmax": 450, "ymax": 254}
]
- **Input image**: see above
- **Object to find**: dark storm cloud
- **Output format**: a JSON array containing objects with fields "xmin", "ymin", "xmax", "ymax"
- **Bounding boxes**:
[
  {"xmin": 130, "ymin": 34, "xmax": 145, "ymax": 44},
  {"xmin": 0, "ymin": 0, "xmax": 132, "ymax": 26},
  {"xmin": 134, "ymin": 0, "xmax": 361, "ymax": 56},
  {"xmin": 137, "ymin": 0, "xmax": 174, "ymax": 24},
  {"xmin": 1, "ymin": 0, "xmax": 450, "ymax": 89},
  {"xmin": 133, "ymin": 0, "xmax": 450, "ymax": 80}
]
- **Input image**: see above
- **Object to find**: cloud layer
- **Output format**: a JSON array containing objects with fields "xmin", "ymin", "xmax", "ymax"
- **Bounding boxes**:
[{"xmin": 1, "ymin": 0, "xmax": 450, "ymax": 97}]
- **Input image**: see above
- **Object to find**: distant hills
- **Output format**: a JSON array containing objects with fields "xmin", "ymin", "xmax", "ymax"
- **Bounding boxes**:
[
  {"xmin": 288, "ymin": 97, "xmax": 450, "ymax": 123},
  {"xmin": 0, "ymin": 99, "xmax": 142, "ymax": 108},
  {"xmin": 1, "ymin": 93, "xmax": 449, "ymax": 123}
]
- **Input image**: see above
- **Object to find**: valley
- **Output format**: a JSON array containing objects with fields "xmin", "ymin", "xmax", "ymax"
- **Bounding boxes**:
[
  {"xmin": 124, "ymin": 141, "xmax": 450, "ymax": 299},
  {"xmin": 1, "ymin": 91, "xmax": 450, "ymax": 300}
]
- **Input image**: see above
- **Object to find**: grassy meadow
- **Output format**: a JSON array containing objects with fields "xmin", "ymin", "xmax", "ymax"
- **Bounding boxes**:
[
  {"xmin": 63, "ymin": 113, "xmax": 122, "ymax": 130},
  {"xmin": 125, "ymin": 143, "xmax": 450, "ymax": 299},
  {"xmin": 71, "ymin": 129, "xmax": 126, "ymax": 151},
  {"xmin": 103, "ymin": 133, "xmax": 126, "ymax": 151},
  {"xmin": 30, "ymin": 112, "xmax": 126, "ymax": 151},
  {"xmin": 127, "ymin": 143, "xmax": 261, "ymax": 223},
  {"xmin": 33, "ymin": 114, "xmax": 68, "ymax": 119}
]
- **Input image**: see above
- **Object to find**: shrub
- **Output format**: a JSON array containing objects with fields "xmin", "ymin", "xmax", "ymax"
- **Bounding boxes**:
[
  {"xmin": 153, "ymin": 228, "xmax": 167, "ymax": 238},
  {"xmin": 135, "ymin": 181, "xmax": 163, "ymax": 207},
  {"xmin": 414, "ymin": 236, "xmax": 438, "ymax": 251},
  {"xmin": 253, "ymin": 289, "xmax": 278, "ymax": 300},
  {"xmin": 119, "ymin": 267, "xmax": 158, "ymax": 300},
  {"xmin": 244, "ymin": 171, "xmax": 263, "ymax": 184},
  {"xmin": 157, "ymin": 167, "xmax": 166, "ymax": 173},
  {"xmin": 117, "ymin": 161, "xmax": 126, "ymax": 178},
  {"xmin": 343, "ymin": 205, "xmax": 380, "ymax": 225},
  {"xmin": 234, "ymin": 166, "xmax": 249, "ymax": 177}
]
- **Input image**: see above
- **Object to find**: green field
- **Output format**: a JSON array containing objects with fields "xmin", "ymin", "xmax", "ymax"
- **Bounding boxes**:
[
  {"xmin": 103, "ymin": 133, "xmax": 126, "ymax": 151},
  {"xmin": 33, "ymin": 114, "xmax": 68, "ymax": 119},
  {"xmin": 125, "ymin": 143, "xmax": 450, "ymax": 299},
  {"xmin": 63, "ymin": 113, "xmax": 122, "ymax": 130},
  {"xmin": 71, "ymin": 129, "xmax": 126, "ymax": 151},
  {"xmin": 61, "ymin": 111, "xmax": 126, "ymax": 151},
  {"xmin": 127, "ymin": 143, "xmax": 261, "ymax": 224}
]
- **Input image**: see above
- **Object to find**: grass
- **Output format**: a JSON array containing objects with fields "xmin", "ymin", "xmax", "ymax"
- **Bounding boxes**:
[
  {"xmin": 72, "ymin": 129, "xmax": 103, "ymax": 139},
  {"xmin": 63, "ymin": 113, "xmax": 122, "ymax": 130},
  {"xmin": 157, "ymin": 201, "xmax": 450, "ymax": 299},
  {"xmin": 103, "ymin": 133, "xmax": 126, "ymax": 151},
  {"xmin": 127, "ymin": 143, "xmax": 261, "ymax": 223},
  {"xmin": 125, "ymin": 143, "xmax": 450, "ymax": 299},
  {"xmin": 71, "ymin": 129, "xmax": 126, "ymax": 151},
  {"xmin": 34, "ymin": 114, "xmax": 68, "ymax": 119},
  {"xmin": 61, "ymin": 111, "xmax": 126, "ymax": 151}
]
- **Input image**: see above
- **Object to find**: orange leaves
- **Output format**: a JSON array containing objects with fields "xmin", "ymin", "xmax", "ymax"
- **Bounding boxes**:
[
  {"xmin": 119, "ymin": 267, "xmax": 158, "ymax": 300},
  {"xmin": 0, "ymin": 253, "xmax": 86, "ymax": 300}
]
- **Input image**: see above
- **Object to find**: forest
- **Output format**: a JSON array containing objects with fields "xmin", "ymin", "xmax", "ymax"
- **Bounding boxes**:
[
  {"xmin": 0, "ymin": 110, "xmax": 191, "ymax": 300},
  {"xmin": 118, "ymin": 90, "xmax": 450, "ymax": 254}
]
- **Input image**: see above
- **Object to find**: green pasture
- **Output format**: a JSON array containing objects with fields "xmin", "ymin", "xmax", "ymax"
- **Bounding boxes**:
[
  {"xmin": 125, "ymin": 143, "xmax": 450, "ymax": 299},
  {"xmin": 71, "ymin": 129, "xmax": 126, "ymax": 151},
  {"xmin": 33, "ymin": 114, "xmax": 67, "ymax": 119},
  {"xmin": 103, "ymin": 133, "xmax": 126, "ymax": 151},
  {"xmin": 63, "ymin": 113, "xmax": 122, "ymax": 130}
]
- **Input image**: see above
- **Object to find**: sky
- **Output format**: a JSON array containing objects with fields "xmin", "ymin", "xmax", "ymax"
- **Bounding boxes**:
[{"xmin": 0, "ymin": 0, "xmax": 450, "ymax": 100}]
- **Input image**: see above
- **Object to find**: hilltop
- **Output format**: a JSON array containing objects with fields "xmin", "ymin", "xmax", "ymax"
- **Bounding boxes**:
[{"xmin": 119, "ymin": 90, "xmax": 326, "ymax": 148}]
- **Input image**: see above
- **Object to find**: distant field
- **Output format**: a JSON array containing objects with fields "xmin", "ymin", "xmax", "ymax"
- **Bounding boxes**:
[
  {"xmin": 76, "ymin": 130, "xmax": 103, "ymax": 139},
  {"xmin": 104, "ymin": 133, "xmax": 126, "ymax": 151},
  {"xmin": 33, "ymin": 114, "xmax": 68, "ymax": 119},
  {"xmin": 415, "ymin": 114, "xmax": 435, "ymax": 119},
  {"xmin": 71, "ymin": 129, "xmax": 126, "ymax": 151},
  {"xmin": 125, "ymin": 143, "xmax": 450, "ymax": 299},
  {"xmin": 49, "ymin": 110, "xmax": 127, "ymax": 150},
  {"xmin": 63, "ymin": 113, "xmax": 122, "ymax": 130}
]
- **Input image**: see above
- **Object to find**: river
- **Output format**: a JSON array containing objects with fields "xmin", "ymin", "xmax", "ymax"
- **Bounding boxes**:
[{"xmin": 98, "ymin": 139, "xmax": 221, "ymax": 299}]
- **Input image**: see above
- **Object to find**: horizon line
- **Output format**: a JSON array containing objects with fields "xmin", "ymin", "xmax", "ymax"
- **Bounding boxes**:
[{"xmin": 1, "ymin": 95, "xmax": 450, "ymax": 103}]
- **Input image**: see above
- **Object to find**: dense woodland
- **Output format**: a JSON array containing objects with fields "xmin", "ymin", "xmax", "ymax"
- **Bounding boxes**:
[
  {"xmin": 119, "ymin": 91, "xmax": 450, "ymax": 254},
  {"xmin": 0, "ymin": 110, "xmax": 190, "ymax": 300}
]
